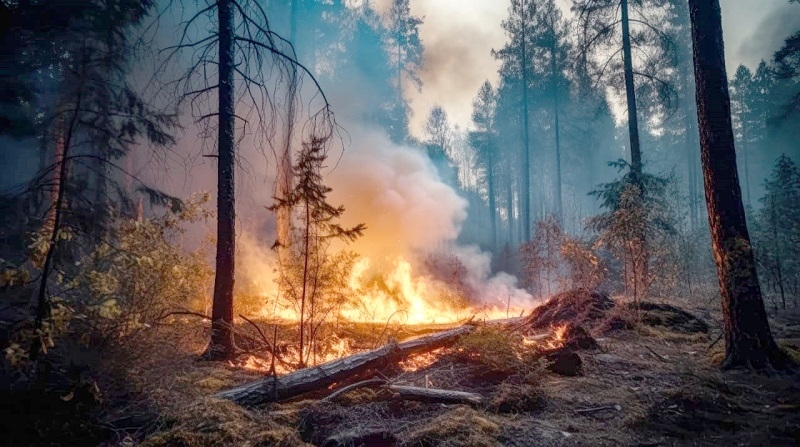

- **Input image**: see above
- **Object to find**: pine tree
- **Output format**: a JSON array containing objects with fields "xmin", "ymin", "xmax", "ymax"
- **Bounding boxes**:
[
  {"xmin": 470, "ymin": 81, "xmax": 499, "ymax": 250},
  {"xmin": 494, "ymin": 0, "xmax": 537, "ymax": 242},
  {"xmin": 689, "ymin": 0, "xmax": 792, "ymax": 370},
  {"xmin": 270, "ymin": 136, "xmax": 365, "ymax": 368},
  {"xmin": 754, "ymin": 155, "xmax": 800, "ymax": 309},
  {"xmin": 573, "ymin": 0, "xmax": 677, "ymax": 179},
  {"xmin": 160, "ymin": 0, "xmax": 335, "ymax": 360}
]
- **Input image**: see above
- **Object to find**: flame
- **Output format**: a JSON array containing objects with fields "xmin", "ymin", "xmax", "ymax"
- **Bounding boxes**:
[
  {"xmin": 399, "ymin": 348, "xmax": 446, "ymax": 372},
  {"xmin": 256, "ymin": 256, "xmax": 526, "ymax": 325}
]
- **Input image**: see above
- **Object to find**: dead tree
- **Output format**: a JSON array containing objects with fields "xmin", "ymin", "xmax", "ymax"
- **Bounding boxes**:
[
  {"xmin": 216, "ymin": 325, "xmax": 474, "ymax": 406},
  {"xmin": 156, "ymin": 0, "xmax": 336, "ymax": 360}
]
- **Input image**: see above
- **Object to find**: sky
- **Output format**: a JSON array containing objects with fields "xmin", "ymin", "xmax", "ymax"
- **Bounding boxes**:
[{"xmin": 372, "ymin": 0, "xmax": 800, "ymax": 138}]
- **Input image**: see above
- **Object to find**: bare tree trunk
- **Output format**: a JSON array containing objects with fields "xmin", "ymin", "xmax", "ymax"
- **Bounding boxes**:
[
  {"xmin": 487, "ymin": 146, "xmax": 497, "ymax": 250},
  {"xmin": 275, "ymin": 0, "xmax": 299, "ymax": 265},
  {"xmin": 689, "ymin": 0, "xmax": 791, "ymax": 370},
  {"xmin": 32, "ymin": 92, "xmax": 81, "ymax": 360},
  {"xmin": 520, "ymin": 0, "xmax": 531, "ymax": 242},
  {"xmin": 621, "ymin": 0, "xmax": 642, "ymax": 177},
  {"xmin": 551, "ymin": 38, "xmax": 563, "ymax": 224},
  {"xmin": 204, "ymin": 0, "xmax": 237, "ymax": 361}
]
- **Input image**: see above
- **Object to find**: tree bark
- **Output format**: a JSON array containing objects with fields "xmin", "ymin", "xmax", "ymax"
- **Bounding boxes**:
[
  {"xmin": 204, "ymin": 0, "xmax": 237, "ymax": 361},
  {"xmin": 688, "ymin": 0, "xmax": 791, "ymax": 370},
  {"xmin": 487, "ymin": 144, "xmax": 497, "ymax": 250},
  {"xmin": 216, "ymin": 325, "xmax": 475, "ymax": 406},
  {"xmin": 621, "ymin": 0, "xmax": 642, "ymax": 177}
]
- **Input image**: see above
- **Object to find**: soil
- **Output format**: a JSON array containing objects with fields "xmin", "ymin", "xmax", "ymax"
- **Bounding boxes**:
[{"xmin": 8, "ymin": 295, "xmax": 800, "ymax": 447}]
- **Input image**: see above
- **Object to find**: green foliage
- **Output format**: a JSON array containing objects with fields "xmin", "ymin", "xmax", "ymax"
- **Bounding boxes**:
[
  {"xmin": 69, "ymin": 193, "xmax": 214, "ymax": 340},
  {"xmin": 3, "ymin": 194, "xmax": 213, "ymax": 370}
]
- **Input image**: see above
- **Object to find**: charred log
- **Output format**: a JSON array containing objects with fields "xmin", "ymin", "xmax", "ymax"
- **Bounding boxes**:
[{"xmin": 216, "ymin": 325, "xmax": 475, "ymax": 406}]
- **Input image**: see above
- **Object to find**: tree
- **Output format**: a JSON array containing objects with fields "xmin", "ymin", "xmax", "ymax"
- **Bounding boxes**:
[
  {"xmin": 589, "ymin": 161, "xmax": 676, "ymax": 304},
  {"xmin": 470, "ymin": 81, "xmax": 499, "ymax": 250},
  {"xmin": 423, "ymin": 105, "xmax": 451, "ymax": 161},
  {"xmin": 386, "ymin": 0, "xmax": 423, "ymax": 142},
  {"xmin": 160, "ymin": 0, "xmax": 334, "ymax": 360},
  {"xmin": 773, "ymin": 26, "xmax": 800, "ymax": 120},
  {"xmin": 688, "ymin": 0, "xmax": 792, "ymax": 370},
  {"xmin": 753, "ymin": 155, "xmax": 800, "ymax": 309},
  {"xmin": 729, "ymin": 65, "xmax": 756, "ymax": 206},
  {"xmin": 270, "ymin": 136, "xmax": 365, "ymax": 368},
  {"xmin": 531, "ymin": 0, "xmax": 571, "ymax": 223},
  {"xmin": 494, "ymin": 0, "xmax": 536, "ymax": 241},
  {"xmin": 573, "ymin": 0, "xmax": 677, "ymax": 178}
]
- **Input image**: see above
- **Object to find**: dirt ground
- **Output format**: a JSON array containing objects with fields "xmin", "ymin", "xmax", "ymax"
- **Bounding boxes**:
[{"xmin": 79, "ymin": 296, "xmax": 800, "ymax": 446}]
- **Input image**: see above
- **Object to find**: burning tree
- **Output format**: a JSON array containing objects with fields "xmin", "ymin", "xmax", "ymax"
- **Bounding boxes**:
[{"xmin": 270, "ymin": 136, "xmax": 365, "ymax": 368}]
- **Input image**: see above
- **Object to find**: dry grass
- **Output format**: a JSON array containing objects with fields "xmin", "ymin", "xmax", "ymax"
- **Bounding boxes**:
[
  {"xmin": 400, "ymin": 406, "xmax": 502, "ymax": 447},
  {"xmin": 91, "ymin": 300, "xmax": 800, "ymax": 447}
]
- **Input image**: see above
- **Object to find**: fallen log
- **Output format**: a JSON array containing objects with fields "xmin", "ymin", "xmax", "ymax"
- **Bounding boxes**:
[
  {"xmin": 216, "ymin": 325, "xmax": 475, "ymax": 406},
  {"xmin": 387, "ymin": 385, "xmax": 482, "ymax": 405}
]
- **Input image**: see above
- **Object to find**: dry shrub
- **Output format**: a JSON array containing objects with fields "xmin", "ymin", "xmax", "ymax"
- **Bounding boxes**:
[
  {"xmin": 142, "ymin": 397, "xmax": 307, "ymax": 447},
  {"xmin": 400, "ymin": 406, "xmax": 501, "ymax": 447},
  {"xmin": 489, "ymin": 382, "xmax": 547, "ymax": 414},
  {"xmin": 452, "ymin": 327, "xmax": 543, "ymax": 380}
]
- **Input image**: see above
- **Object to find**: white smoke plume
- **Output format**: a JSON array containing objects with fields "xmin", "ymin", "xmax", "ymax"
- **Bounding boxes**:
[{"xmin": 327, "ymin": 126, "xmax": 534, "ymax": 308}]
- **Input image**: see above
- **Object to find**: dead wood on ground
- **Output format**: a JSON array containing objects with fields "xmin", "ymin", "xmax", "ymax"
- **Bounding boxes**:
[{"xmin": 216, "ymin": 325, "xmax": 475, "ymax": 406}]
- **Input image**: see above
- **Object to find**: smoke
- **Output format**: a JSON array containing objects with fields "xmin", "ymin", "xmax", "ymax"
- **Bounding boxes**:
[
  {"xmin": 327, "ymin": 127, "xmax": 468, "ymax": 263},
  {"xmin": 327, "ymin": 125, "xmax": 534, "ymax": 307}
]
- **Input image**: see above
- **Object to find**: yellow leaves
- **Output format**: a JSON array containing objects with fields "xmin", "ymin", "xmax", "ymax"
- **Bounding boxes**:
[
  {"xmin": 4, "ymin": 343, "xmax": 28, "ymax": 366},
  {"xmin": 91, "ymin": 299, "xmax": 122, "ymax": 320},
  {"xmin": 1, "ymin": 267, "xmax": 30, "ymax": 286},
  {"xmin": 88, "ymin": 270, "xmax": 119, "ymax": 296}
]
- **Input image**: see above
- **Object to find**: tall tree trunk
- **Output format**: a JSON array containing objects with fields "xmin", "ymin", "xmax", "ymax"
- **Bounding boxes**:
[
  {"xmin": 205, "ymin": 0, "xmax": 237, "ymax": 361},
  {"xmin": 551, "ymin": 36, "xmax": 563, "ymax": 224},
  {"xmin": 689, "ymin": 0, "xmax": 791, "ymax": 370},
  {"xmin": 521, "ymin": 0, "xmax": 531, "ymax": 242},
  {"xmin": 506, "ymin": 173, "xmax": 514, "ymax": 244},
  {"xmin": 487, "ymin": 143, "xmax": 497, "ymax": 250},
  {"xmin": 33, "ymin": 92, "xmax": 81, "ymax": 360},
  {"xmin": 680, "ymin": 59, "xmax": 699, "ymax": 229},
  {"xmin": 739, "ymin": 87, "xmax": 752, "ymax": 208},
  {"xmin": 621, "ymin": 0, "xmax": 642, "ymax": 177},
  {"xmin": 276, "ymin": 0, "xmax": 300, "ymax": 264}
]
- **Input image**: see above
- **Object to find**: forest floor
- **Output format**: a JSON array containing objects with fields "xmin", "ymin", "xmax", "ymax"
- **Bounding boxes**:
[{"xmin": 7, "ymin": 294, "xmax": 800, "ymax": 447}]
